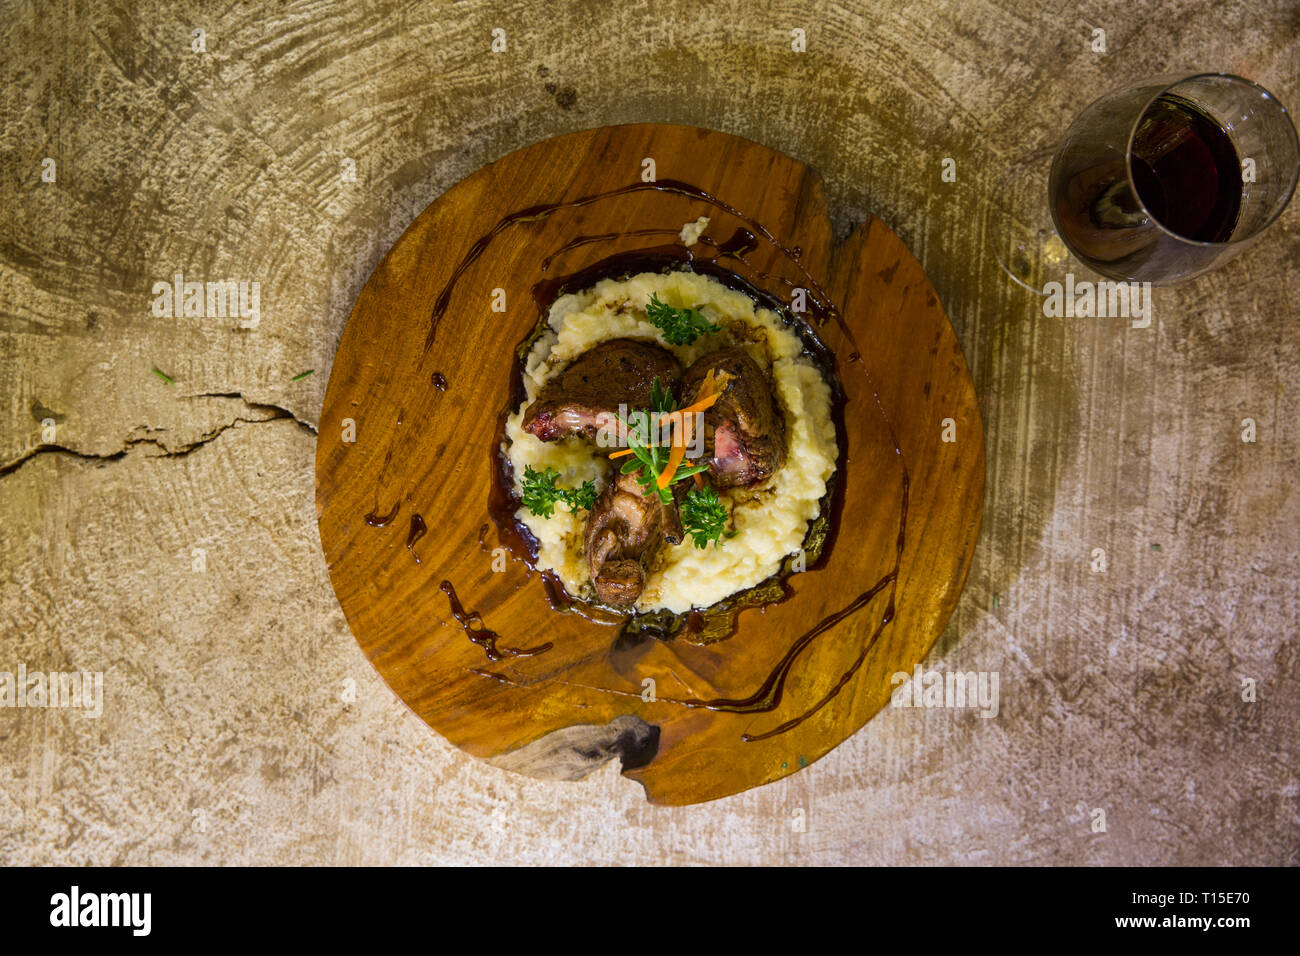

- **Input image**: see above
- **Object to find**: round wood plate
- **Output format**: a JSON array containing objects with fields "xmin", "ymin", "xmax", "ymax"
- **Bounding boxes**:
[{"xmin": 315, "ymin": 124, "xmax": 985, "ymax": 806}]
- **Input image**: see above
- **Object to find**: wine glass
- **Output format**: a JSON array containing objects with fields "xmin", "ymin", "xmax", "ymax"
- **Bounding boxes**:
[{"xmin": 992, "ymin": 73, "xmax": 1299, "ymax": 290}]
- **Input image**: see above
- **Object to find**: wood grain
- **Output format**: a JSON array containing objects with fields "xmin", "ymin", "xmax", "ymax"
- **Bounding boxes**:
[
  {"xmin": 3, "ymin": 0, "xmax": 1296, "ymax": 864},
  {"xmin": 315, "ymin": 123, "xmax": 984, "ymax": 805}
]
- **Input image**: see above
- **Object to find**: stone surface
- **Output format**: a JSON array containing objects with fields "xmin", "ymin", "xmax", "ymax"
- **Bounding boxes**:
[{"xmin": 0, "ymin": 0, "xmax": 1296, "ymax": 865}]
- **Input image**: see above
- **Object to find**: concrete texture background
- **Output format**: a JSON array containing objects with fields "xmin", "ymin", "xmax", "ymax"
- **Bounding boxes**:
[{"xmin": 1, "ymin": 0, "xmax": 1297, "ymax": 864}]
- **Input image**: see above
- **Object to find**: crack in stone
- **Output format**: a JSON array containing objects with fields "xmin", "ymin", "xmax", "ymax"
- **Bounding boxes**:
[
  {"xmin": 0, "ymin": 443, "xmax": 128, "ymax": 477},
  {"xmin": 184, "ymin": 391, "xmax": 319, "ymax": 436},
  {"xmin": 0, "ymin": 396, "xmax": 318, "ymax": 479}
]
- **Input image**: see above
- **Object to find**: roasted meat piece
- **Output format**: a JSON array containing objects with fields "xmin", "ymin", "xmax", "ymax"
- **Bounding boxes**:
[
  {"xmin": 680, "ymin": 347, "xmax": 786, "ymax": 488},
  {"xmin": 522, "ymin": 338, "xmax": 681, "ymax": 442},
  {"xmin": 584, "ymin": 466, "xmax": 682, "ymax": 606}
]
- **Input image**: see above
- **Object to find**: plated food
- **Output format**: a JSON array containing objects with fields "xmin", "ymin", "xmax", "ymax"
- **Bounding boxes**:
[
  {"xmin": 502, "ymin": 269, "xmax": 838, "ymax": 615},
  {"xmin": 316, "ymin": 123, "xmax": 985, "ymax": 804}
]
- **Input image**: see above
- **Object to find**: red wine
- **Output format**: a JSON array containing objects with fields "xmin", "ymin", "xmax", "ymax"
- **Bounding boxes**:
[
  {"xmin": 1129, "ymin": 94, "xmax": 1242, "ymax": 243},
  {"xmin": 1046, "ymin": 76, "xmax": 1293, "ymax": 284},
  {"xmin": 1050, "ymin": 91, "xmax": 1247, "ymax": 280}
]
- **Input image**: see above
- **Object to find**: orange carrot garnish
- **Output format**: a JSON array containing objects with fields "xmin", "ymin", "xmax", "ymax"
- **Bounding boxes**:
[
  {"xmin": 676, "ymin": 390, "xmax": 721, "ymax": 417},
  {"xmin": 606, "ymin": 379, "xmax": 721, "ymax": 487},
  {"xmin": 655, "ymin": 383, "xmax": 720, "ymax": 486},
  {"xmin": 658, "ymin": 429, "xmax": 687, "ymax": 489}
]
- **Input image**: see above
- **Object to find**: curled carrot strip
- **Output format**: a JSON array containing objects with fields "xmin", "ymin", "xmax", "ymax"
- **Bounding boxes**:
[
  {"xmin": 655, "ymin": 385, "xmax": 719, "ymax": 486},
  {"xmin": 676, "ymin": 390, "xmax": 721, "ymax": 417},
  {"xmin": 658, "ymin": 429, "xmax": 687, "ymax": 489},
  {"xmin": 607, "ymin": 381, "xmax": 721, "ymax": 484}
]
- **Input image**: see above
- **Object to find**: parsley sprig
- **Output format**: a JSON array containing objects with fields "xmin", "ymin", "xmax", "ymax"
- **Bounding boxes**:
[
  {"xmin": 618, "ymin": 409, "xmax": 709, "ymax": 506},
  {"xmin": 520, "ymin": 465, "xmax": 597, "ymax": 518},
  {"xmin": 680, "ymin": 486, "xmax": 736, "ymax": 548},
  {"xmin": 645, "ymin": 293, "xmax": 720, "ymax": 345}
]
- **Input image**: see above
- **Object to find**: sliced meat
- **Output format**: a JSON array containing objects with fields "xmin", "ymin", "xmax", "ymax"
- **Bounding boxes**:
[
  {"xmin": 680, "ymin": 347, "xmax": 786, "ymax": 488},
  {"xmin": 584, "ymin": 466, "xmax": 674, "ymax": 606},
  {"xmin": 522, "ymin": 338, "xmax": 681, "ymax": 442}
]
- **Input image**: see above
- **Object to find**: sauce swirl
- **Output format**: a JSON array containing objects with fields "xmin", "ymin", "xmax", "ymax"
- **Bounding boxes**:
[{"xmin": 439, "ymin": 580, "xmax": 553, "ymax": 662}]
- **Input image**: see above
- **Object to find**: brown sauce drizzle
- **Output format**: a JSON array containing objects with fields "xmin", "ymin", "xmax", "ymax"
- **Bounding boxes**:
[
  {"xmin": 487, "ymin": 378, "xmax": 542, "ymax": 565},
  {"xmin": 425, "ymin": 179, "xmax": 847, "ymax": 352},
  {"xmin": 660, "ymin": 568, "xmax": 893, "ymax": 713},
  {"xmin": 469, "ymin": 470, "xmax": 908, "ymax": 739},
  {"xmin": 440, "ymin": 580, "xmax": 552, "ymax": 662},
  {"xmin": 739, "ymin": 469, "xmax": 908, "ymax": 740},
  {"xmin": 540, "ymin": 227, "xmax": 760, "ymax": 274},
  {"xmin": 405, "ymin": 513, "xmax": 427, "ymax": 562},
  {"xmin": 364, "ymin": 501, "xmax": 400, "ymax": 527},
  {"xmin": 540, "ymin": 227, "xmax": 686, "ymax": 272},
  {"xmin": 713, "ymin": 227, "xmax": 759, "ymax": 257},
  {"xmin": 542, "ymin": 571, "xmax": 627, "ymax": 625}
]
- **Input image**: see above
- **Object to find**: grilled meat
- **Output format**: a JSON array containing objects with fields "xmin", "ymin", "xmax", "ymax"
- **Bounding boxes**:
[
  {"xmin": 522, "ymin": 338, "xmax": 681, "ymax": 442},
  {"xmin": 680, "ymin": 347, "xmax": 786, "ymax": 488}
]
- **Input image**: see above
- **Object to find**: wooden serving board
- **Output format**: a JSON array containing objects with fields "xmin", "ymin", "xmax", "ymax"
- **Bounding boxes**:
[{"xmin": 315, "ymin": 124, "xmax": 985, "ymax": 805}]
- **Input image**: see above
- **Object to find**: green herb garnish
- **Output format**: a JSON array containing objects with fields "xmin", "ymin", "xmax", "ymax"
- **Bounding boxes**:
[
  {"xmin": 292, "ymin": 369, "xmax": 315, "ymax": 381},
  {"xmin": 649, "ymin": 375, "xmax": 676, "ymax": 414},
  {"xmin": 645, "ymin": 293, "xmax": 720, "ymax": 345},
  {"xmin": 520, "ymin": 465, "xmax": 596, "ymax": 518},
  {"xmin": 617, "ymin": 409, "xmax": 708, "ymax": 506},
  {"xmin": 151, "ymin": 367, "xmax": 174, "ymax": 385},
  {"xmin": 680, "ymin": 486, "xmax": 736, "ymax": 548}
]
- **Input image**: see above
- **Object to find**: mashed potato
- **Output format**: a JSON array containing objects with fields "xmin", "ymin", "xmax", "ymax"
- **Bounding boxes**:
[{"xmin": 502, "ymin": 270, "xmax": 837, "ymax": 614}]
